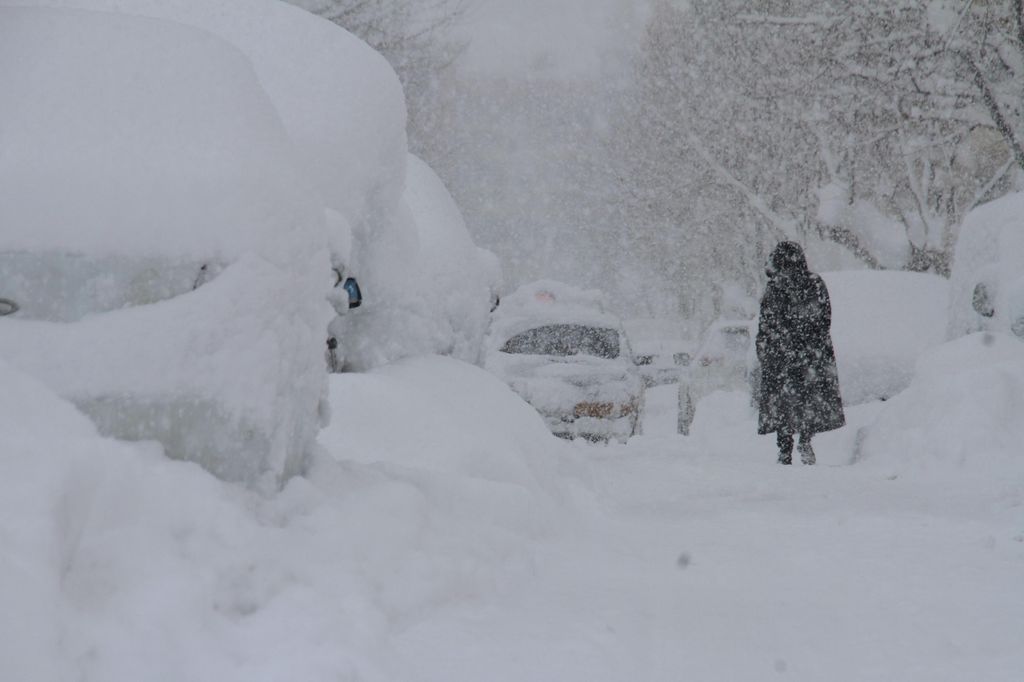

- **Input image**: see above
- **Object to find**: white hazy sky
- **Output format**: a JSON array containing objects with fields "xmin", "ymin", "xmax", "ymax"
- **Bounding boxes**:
[{"xmin": 458, "ymin": 0, "xmax": 649, "ymax": 79}]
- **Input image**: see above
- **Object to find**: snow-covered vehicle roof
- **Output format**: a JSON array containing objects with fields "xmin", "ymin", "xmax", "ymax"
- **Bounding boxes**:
[
  {"xmin": 0, "ymin": 7, "xmax": 333, "ymax": 487},
  {"xmin": 487, "ymin": 280, "xmax": 624, "ymax": 347},
  {"xmin": 0, "ymin": 5, "xmax": 319, "ymax": 264},
  {"xmin": 1, "ymin": 0, "xmax": 408, "ymax": 235},
  {"xmin": 947, "ymin": 191, "xmax": 1024, "ymax": 340}
]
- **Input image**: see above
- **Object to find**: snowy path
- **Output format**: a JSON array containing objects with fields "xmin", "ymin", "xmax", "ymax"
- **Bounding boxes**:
[
  {"xmin": 382, "ymin": 448, "xmax": 1022, "ymax": 680},
  {"xmin": 363, "ymin": 386, "xmax": 1024, "ymax": 681},
  {"xmin": 306, "ymin": 361, "xmax": 1024, "ymax": 682}
]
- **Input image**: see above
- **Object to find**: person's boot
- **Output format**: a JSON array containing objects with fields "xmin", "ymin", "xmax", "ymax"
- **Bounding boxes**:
[
  {"xmin": 798, "ymin": 440, "xmax": 816, "ymax": 465},
  {"xmin": 777, "ymin": 450, "xmax": 792, "ymax": 465}
]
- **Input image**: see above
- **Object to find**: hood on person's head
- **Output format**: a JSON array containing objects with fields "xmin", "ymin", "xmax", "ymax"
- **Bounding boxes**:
[{"xmin": 769, "ymin": 241, "xmax": 809, "ymax": 276}]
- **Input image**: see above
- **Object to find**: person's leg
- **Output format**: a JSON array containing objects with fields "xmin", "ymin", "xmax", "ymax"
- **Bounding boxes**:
[
  {"xmin": 798, "ymin": 432, "xmax": 815, "ymax": 465},
  {"xmin": 776, "ymin": 431, "xmax": 794, "ymax": 465}
]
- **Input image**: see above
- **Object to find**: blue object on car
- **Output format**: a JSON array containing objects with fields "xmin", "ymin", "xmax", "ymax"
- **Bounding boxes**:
[{"xmin": 343, "ymin": 277, "xmax": 362, "ymax": 309}]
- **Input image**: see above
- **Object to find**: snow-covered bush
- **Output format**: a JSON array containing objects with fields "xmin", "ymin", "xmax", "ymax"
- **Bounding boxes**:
[
  {"xmin": 858, "ymin": 332, "xmax": 1024, "ymax": 473},
  {"xmin": 947, "ymin": 191, "xmax": 1024, "ymax": 341},
  {"xmin": 822, "ymin": 270, "xmax": 949, "ymax": 405},
  {"xmin": 0, "ymin": 7, "xmax": 332, "ymax": 487}
]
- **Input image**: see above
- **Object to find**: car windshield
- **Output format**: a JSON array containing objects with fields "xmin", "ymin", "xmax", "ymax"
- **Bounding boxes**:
[
  {"xmin": 501, "ymin": 324, "xmax": 620, "ymax": 359},
  {"xmin": 0, "ymin": 252, "xmax": 221, "ymax": 322}
]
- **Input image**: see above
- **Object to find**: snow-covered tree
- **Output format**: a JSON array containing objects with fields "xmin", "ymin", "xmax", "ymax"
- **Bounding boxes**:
[{"xmin": 612, "ymin": 0, "xmax": 1022, "ymax": 318}]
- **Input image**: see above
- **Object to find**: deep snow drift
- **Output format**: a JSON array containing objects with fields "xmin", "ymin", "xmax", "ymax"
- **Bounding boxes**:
[
  {"xmin": 4, "ymin": 350, "xmax": 1022, "ymax": 681},
  {"xmin": 0, "ymin": 357, "xmax": 575, "ymax": 682},
  {"xmin": 859, "ymin": 331, "xmax": 1024, "ymax": 472}
]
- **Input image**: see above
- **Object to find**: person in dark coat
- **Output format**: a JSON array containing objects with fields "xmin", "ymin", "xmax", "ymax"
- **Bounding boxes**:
[{"xmin": 756, "ymin": 241, "xmax": 845, "ymax": 464}]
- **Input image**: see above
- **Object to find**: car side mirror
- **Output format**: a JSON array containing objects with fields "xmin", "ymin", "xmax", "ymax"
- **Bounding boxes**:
[
  {"xmin": 0, "ymin": 298, "xmax": 18, "ymax": 316},
  {"xmin": 972, "ymin": 282, "xmax": 995, "ymax": 318},
  {"xmin": 343, "ymin": 277, "xmax": 362, "ymax": 309}
]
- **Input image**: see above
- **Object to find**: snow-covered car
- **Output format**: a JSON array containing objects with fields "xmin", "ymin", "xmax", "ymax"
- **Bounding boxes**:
[
  {"xmin": 624, "ymin": 318, "xmax": 696, "ymax": 388},
  {"xmin": 340, "ymin": 154, "xmax": 502, "ymax": 371},
  {"xmin": 484, "ymin": 281, "xmax": 644, "ymax": 442},
  {"xmin": 632, "ymin": 349, "xmax": 693, "ymax": 387},
  {"xmin": 688, "ymin": 319, "xmax": 757, "ymax": 397},
  {"xmin": 0, "ymin": 8, "xmax": 333, "ymax": 487},
  {"xmin": 947, "ymin": 191, "xmax": 1024, "ymax": 341},
  {"xmin": 676, "ymin": 318, "xmax": 755, "ymax": 434}
]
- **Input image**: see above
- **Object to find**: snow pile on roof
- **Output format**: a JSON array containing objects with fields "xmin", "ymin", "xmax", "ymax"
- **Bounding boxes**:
[
  {"xmin": 858, "ymin": 332, "xmax": 1024, "ymax": 473},
  {"xmin": 947, "ymin": 190, "xmax": 1024, "ymax": 339},
  {"xmin": 487, "ymin": 279, "xmax": 621, "ymax": 347},
  {"xmin": 822, "ymin": 270, "xmax": 949, "ymax": 405},
  {"xmin": 0, "ymin": 6, "xmax": 318, "ymax": 265},
  {"xmin": 343, "ymin": 155, "xmax": 501, "ymax": 369},
  {"xmin": 2, "ymin": 0, "xmax": 408, "ymax": 238}
]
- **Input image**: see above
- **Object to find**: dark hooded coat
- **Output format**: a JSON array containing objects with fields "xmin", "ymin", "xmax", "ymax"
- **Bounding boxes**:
[{"xmin": 756, "ymin": 242, "xmax": 845, "ymax": 435}]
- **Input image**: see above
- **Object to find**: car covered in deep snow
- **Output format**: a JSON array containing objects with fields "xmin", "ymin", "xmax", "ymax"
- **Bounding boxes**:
[
  {"xmin": 675, "ymin": 317, "xmax": 756, "ymax": 435},
  {"xmin": 484, "ymin": 281, "xmax": 644, "ymax": 442},
  {"xmin": 0, "ymin": 8, "xmax": 334, "ymax": 487},
  {"xmin": 688, "ymin": 318, "xmax": 757, "ymax": 398},
  {"xmin": 948, "ymin": 191, "xmax": 1024, "ymax": 342},
  {"xmin": 624, "ymin": 318, "xmax": 696, "ymax": 388}
]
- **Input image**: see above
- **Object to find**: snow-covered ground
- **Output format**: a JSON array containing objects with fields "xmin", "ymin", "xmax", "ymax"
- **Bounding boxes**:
[
  {"xmin": 2, "ymin": 3, "xmax": 1021, "ymax": 679},
  {"xmin": 5, "ymin": 353, "xmax": 1021, "ymax": 681}
]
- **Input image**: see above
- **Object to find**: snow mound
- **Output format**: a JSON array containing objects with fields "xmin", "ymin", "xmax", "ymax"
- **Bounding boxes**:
[
  {"xmin": 2, "ymin": 357, "xmax": 576, "ymax": 680},
  {"xmin": 823, "ymin": 270, "xmax": 949, "ymax": 404},
  {"xmin": 320, "ymin": 355, "xmax": 564, "ymax": 497},
  {"xmin": 859, "ymin": 332, "xmax": 1024, "ymax": 473}
]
